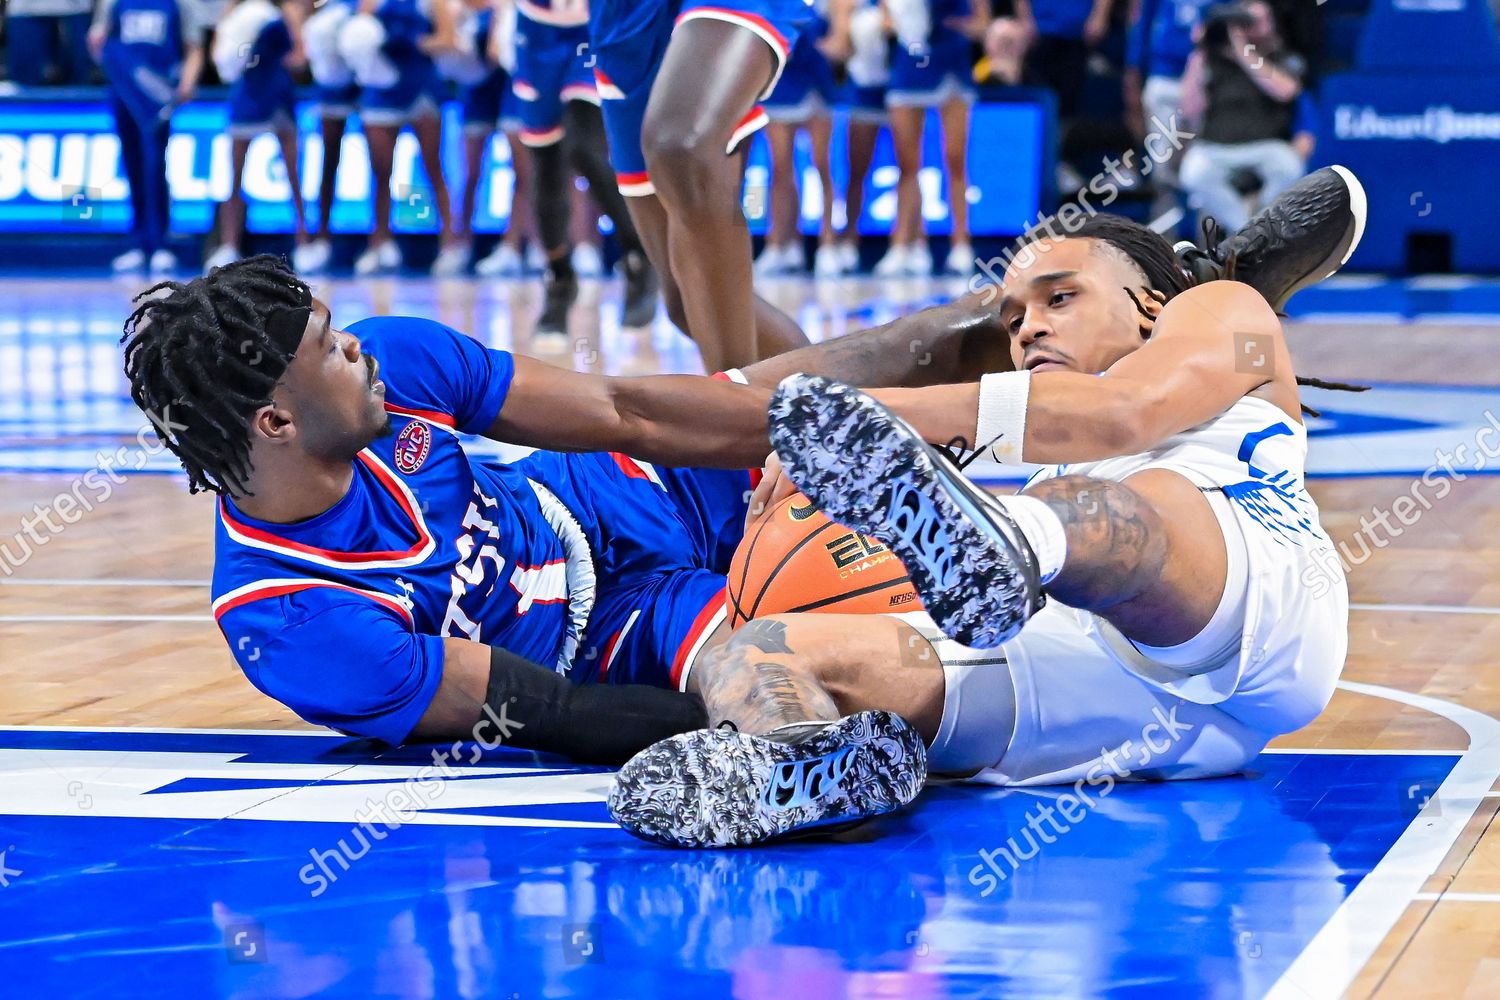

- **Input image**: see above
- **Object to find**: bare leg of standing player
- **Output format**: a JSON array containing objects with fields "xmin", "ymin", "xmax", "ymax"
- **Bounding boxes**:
[{"xmin": 639, "ymin": 18, "xmax": 810, "ymax": 371}]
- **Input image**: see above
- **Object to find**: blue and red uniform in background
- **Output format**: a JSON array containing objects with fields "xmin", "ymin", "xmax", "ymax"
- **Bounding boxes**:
[
  {"xmin": 512, "ymin": 0, "xmax": 599, "ymax": 148},
  {"xmin": 588, "ymin": 0, "xmax": 818, "ymax": 196},
  {"xmin": 214, "ymin": 318, "xmax": 749, "ymax": 744}
]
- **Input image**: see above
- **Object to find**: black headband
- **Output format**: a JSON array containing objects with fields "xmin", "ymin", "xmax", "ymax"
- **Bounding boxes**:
[{"xmin": 255, "ymin": 281, "xmax": 313, "ymax": 379}]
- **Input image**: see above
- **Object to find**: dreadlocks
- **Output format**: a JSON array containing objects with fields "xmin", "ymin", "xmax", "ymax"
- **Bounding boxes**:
[
  {"xmin": 1014, "ymin": 213, "xmax": 1368, "ymax": 416},
  {"xmin": 120, "ymin": 255, "xmax": 311, "ymax": 496}
]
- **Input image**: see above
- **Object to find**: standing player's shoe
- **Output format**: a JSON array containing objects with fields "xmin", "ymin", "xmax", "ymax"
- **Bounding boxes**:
[
  {"xmin": 1175, "ymin": 164, "xmax": 1367, "ymax": 311},
  {"xmin": 536, "ymin": 269, "xmax": 578, "ymax": 336},
  {"xmin": 620, "ymin": 250, "xmax": 658, "ymax": 329},
  {"xmin": 608, "ymin": 711, "xmax": 927, "ymax": 848},
  {"xmin": 769, "ymin": 374, "xmax": 1046, "ymax": 649}
]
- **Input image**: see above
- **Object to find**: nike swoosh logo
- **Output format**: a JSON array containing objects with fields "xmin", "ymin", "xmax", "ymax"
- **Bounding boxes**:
[{"xmin": 788, "ymin": 500, "xmax": 819, "ymax": 521}]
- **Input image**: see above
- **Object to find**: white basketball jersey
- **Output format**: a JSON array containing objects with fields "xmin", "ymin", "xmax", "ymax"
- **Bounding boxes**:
[
  {"xmin": 1023, "ymin": 393, "xmax": 1348, "ymax": 733},
  {"xmin": 1028, "ymin": 394, "xmax": 1332, "ymax": 547}
]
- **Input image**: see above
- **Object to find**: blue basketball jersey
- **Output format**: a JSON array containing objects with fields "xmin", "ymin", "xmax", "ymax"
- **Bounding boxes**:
[{"xmin": 213, "ymin": 318, "xmax": 574, "ymax": 744}]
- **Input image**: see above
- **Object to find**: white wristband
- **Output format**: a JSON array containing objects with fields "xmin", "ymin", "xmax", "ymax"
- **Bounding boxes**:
[
  {"xmin": 718, "ymin": 368, "xmax": 749, "ymax": 385},
  {"xmin": 975, "ymin": 371, "xmax": 1030, "ymax": 465}
]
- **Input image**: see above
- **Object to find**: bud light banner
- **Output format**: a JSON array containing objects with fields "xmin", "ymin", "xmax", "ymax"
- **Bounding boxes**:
[{"xmin": 0, "ymin": 95, "xmax": 1045, "ymax": 238}]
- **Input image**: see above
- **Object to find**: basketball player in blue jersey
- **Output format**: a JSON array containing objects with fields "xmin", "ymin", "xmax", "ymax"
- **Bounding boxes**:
[
  {"xmin": 608, "ymin": 167, "xmax": 1370, "ymax": 847},
  {"xmin": 588, "ymin": 0, "xmax": 818, "ymax": 371},
  {"xmin": 510, "ymin": 0, "xmax": 658, "ymax": 334}
]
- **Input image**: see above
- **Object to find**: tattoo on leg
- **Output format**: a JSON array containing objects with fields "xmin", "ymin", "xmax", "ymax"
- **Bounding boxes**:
[
  {"xmin": 1023, "ymin": 475, "xmax": 1168, "ymax": 611},
  {"xmin": 692, "ymin": 619, "xmax": 841, "ymax": 734},
  {"xmin": 736, "ymin": 618, "xmax": 792, "ymax": 655}
]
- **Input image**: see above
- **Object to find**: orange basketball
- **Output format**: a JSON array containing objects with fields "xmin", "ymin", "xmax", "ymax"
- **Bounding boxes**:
[{"xmin": 726, "ymin": 492, "xmax": 923, "ymax": 627}]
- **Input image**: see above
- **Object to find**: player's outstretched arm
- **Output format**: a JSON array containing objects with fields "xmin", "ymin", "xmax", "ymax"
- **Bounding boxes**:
[
  {"xmin": 486, "ymin": 356, "xmax": 779, "ymax": 468},
  {"xmin": 867, "ymin": 281, "xmax": 1290, "ymax": 464},
  {"xmin": 733, "ymin": 291, "xmax": 1017, "ymax": 389}
]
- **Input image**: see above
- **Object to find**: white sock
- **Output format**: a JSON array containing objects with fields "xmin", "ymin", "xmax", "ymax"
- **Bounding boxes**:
[{"xmin": 984, "ymin": 494, "xmax": 1067, "ymax": 585}]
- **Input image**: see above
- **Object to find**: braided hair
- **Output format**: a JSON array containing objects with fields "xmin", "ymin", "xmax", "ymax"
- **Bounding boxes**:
[
  {"xmin": 1016, "ymin": 213, "xmax": 1367, "ymax": 415},
  {"xmin": 120, "ymin": 255, "xmax": 311, "ymax": 496}
]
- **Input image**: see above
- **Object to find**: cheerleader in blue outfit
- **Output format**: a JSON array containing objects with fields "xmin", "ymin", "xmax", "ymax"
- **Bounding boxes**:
[
  {"xmin": 206, "ymin": 0, "xmax": 315, "ymax": 273},
  {"xmin": 87, "ymin": 0, "xmax": 205, "ymax": 275},
  {"xmin": 299, "ymin": 0, "xmax": 362, "ymax": 273},
  {"xmin": 339, "ymin": 0, "xmax": 457, "ymax": 274},
  {"xmin": 876, "ymin": 0, "xmax": 990, "ymax": 278},
  {"xmin": 754, "ymin": 3, "xmax": 839, "ymax": 278}
]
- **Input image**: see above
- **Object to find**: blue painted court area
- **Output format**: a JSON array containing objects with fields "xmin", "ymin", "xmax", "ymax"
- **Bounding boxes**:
[{"xmin": 0, "ymin": 729, "xmax": 1456, "ymax": 998}]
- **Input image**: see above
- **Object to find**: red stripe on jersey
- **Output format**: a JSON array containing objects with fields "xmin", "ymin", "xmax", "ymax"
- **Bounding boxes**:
[
  {"xmin": 610, "ymin": 452, "xmax": 652, "ymax": 481},
  {"xmin": 218, "ymin": 452, "xmax": 431, "ymax": 564},
  {"xmin": 676, "ymin": 7, "xmax": 790, "ymax": 57},
  {"xmin": 670, "ymin": 589, "xmax": 727, "ymax": 689},
  {"xmin": 383, "ymin": 402, "xmax": 457, "ymax": 428},
  {"xmin": 214, "ymin": 581, "xmax": 413, "ymax": 625}
]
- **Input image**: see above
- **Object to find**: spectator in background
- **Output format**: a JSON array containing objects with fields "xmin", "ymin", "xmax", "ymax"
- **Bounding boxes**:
[
  {"xmin": 7, "ymin": 0, "xmax": 97, "ymax": 85},
  {"xmin": 1023, "ymin": 0, "xmax": 1114, "ymax": 120},
  {"xmin": 473, "ymin": 1, "xmax": 543, "ymax": 278},
  {"xmin": 1124, "ymin": 0, "xmax": 1213, "ymax": 219},
  {"xmin": 90, "ymin": 0, "xmax": 205, "ymax": 274},
  {"xmin": 823, "ymin": 0, "xmax": 889, "ymax": 275},
  {"xmin": 1178, "ymin": 0, "xmax": 1303, "ymax": 232},
  {"xmin": 298, "ymin": 0, "xmax": 361, "ymax": 273},
  {"xmin": 340, "ymin": 0, "xmax": 457, "ymax": 276},
  {"xmin": 877, "ymin": 0, "xmax": 991, "ymax": 279},
  {"xmin": 755, "ymin": 9, "xmax": 839, "ymax": 278},
  {"xmin": 204, "ymin": 0, "xmax": 314, "ymax": 273}
]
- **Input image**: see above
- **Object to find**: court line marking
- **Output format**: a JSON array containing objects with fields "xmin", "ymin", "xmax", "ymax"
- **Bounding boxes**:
[
  {"xmin": 0, "ymin": 578, "xmax": 207, "ymax": 587},
  {"xmin": 0, "ymin": 615, "xmax": 211, "ymax": 623},
  {"xmin": 5, "ymin": 601, "xmax": 1499, "ymax": 625},
  {"xmin": 1267, "ymin": 680, "xmax": 1500, "ymax": 1000},
  {"xmin": 1413, "ymin": 892, "xmax": 1500, "ymax": 903},
  {"xmin": 1350, "ymin": 602, "xmax": 1500, "ymax": 617},
  {"xmin": 1263, "ymin": 748, "xmax": 1463, "ymax": 756}
]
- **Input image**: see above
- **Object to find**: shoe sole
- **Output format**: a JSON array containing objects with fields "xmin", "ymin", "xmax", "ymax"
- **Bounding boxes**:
[
  {"xmin": 768, "ymin": 374, "xmax": 1038, "ymax": 649},
  {"xmin": 1273, "ymin": 164, "xmax": 1366, "ymax": 309},
  {"xmin": 607, "ymin": 710, "xmax": 926, "ymax": 848}
]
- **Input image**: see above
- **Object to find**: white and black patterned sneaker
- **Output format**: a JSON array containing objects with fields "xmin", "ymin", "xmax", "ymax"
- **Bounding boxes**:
[
  {"xmin": 768, "ymin": 373, "xmax": 1045, "ymax": 649},
  {"xmin": 607, "ymin": 711, "xmax": 927, "ymax": 848}
]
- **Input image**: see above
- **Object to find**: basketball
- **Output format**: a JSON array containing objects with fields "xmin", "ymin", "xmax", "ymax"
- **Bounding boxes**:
[{"xmin": 726, "ymin": 492, "xmax": 923, "ymax": 627}]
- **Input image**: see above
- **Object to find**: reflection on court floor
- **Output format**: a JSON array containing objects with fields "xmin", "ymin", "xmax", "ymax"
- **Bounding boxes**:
[{"xmin": 0, "ymin": 728, "xmax": 1459, "ymax": 998}]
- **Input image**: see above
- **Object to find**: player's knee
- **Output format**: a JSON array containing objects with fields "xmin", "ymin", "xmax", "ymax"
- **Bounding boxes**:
[{"xmin": 641, "ymin": 122, "xmax": 727, "ymax": 204}]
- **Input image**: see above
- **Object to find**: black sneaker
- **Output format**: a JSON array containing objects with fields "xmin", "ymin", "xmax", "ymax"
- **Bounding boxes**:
[
  {"xmin": 620, "ymin": 250, "xmax": 659, "ymax": 329},
  {"xmin": 768, "ymin": 373, "xmax": 1044, "ymax": 649},
  {"xmin": 607, "ymin": 710, "xmax": 927, "ymax": 848},
  {"xmin": 536, "ymin": 269, "xmax": 578, "ymax": 336},
  {"xmin": 1175, "ymin": 164, "xmax": 1367, "ymax": 311}
]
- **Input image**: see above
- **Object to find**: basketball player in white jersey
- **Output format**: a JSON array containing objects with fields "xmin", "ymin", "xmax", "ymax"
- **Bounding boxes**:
[{"xmin": 608, "ymin": 166, "xmax": 1368, "ymax": 848}]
